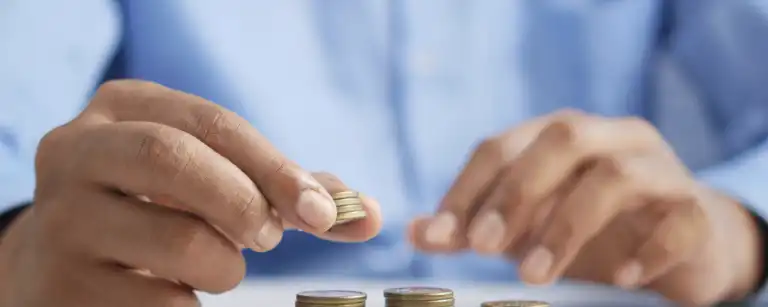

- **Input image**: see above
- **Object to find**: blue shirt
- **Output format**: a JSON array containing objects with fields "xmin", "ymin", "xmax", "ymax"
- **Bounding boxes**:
[{"xmin": 3, "ymin": 0, "xmax": 768, "ymax": 282}]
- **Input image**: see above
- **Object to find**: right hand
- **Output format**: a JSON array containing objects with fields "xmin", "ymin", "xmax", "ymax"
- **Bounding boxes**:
[{"xmin": 0, "ymin": 80, "xmax": 382, "ymax": 307}]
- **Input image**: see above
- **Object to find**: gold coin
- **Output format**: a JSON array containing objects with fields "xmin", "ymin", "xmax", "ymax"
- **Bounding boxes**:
[
  {"xmin": 384, "ymin": 287, "xmax": 454, "ymax": 301},
  {"xmin": 336, "ymin": 204, "xmax": 365, "ymax": 213},
  {"xmin": 334, "ymin": 211, "xmax": 367, "ymax": 225},
  {"xmin": 331, "ymin": 191, "xmax": 359, "ymax": 200},
  {"xmin": 296, "ymin": 290, "xmax": 367, "ymax": 305},
  {"xmin": 385, "ymin": 299, "xmax": 454, "ymax": 306},
  {"xmin": 333, "ymin": 197, "xmax": 363, "ymax": 207},
  {"xmin": 480, "ymin": 301, "xmax": 549, "ymax": 307},
  {"xmin": 336, "ymin": 210, "xmax": 367, "ymax": 220}
]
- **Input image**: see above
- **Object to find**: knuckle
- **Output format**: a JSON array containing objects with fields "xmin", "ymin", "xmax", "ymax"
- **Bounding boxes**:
[
  {"xmin": 93, "ymin": 79, "xmax": 141, "ymax": 104},
  {"xmin": 622, "ymin": 116, "xmax": 655, "ymax": 132},
  {"xmin": 98, "ymin": 79, "xmax": 156, "ymax": 96},
  {"xmin": 593, "ymin": 155, "xmax": 631, "ymax": 179},
  {"xmin": 93, "ymin": 79, "xmax": 166, "ymax": 112},
  {"xmin": 95, "ymin": 79, "xmax": 130, "ymax": 97},
  {"xmin": 191, "ymin": 107, "xmax": 243, "ymax": 146},
  {"xmin": 231, "ymin": 192, "xmax": 266, "ymax": 233},
  {"xmin": 552, "ymin": 108, "xmax": 587, "ymax": 119},
  {"xmin": 134, "ymin": 127, "xmax": 194, "ymax": 175},
  {"xmin": 35, "ymin": 126, "xmax": 71, "ymax": 172},
  {"xmin": 541, "ymin": 116, "xmax": 582, "ymax": 146},
  {"xmin": 474, "ymin": 137, "xmax": 506, "ymax": 162},
  {"xmin": 623, "ymin": 116, "xmax": 667, "ymax": 148}
]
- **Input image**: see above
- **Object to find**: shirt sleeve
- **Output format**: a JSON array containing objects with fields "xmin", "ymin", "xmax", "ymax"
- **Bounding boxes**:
[
  {"xmin": 664, "ymin": 0, "xmax": 768, "ymax": 300},
  {"xmin": 0, "ymin": 0, "xmax": 121, "ymax": 211}
]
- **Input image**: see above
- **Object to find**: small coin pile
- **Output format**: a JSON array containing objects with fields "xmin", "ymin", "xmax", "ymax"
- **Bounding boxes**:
[
  {"xmin": 384, "ymin": 287, "xmax": 455, "ymax": 307},
  {"xmin": 294, "ymin": 287, "xmax": 550, "ymax": 307},
  {"xmin": 295, "ymin": 290, "xmax": 367, "ymax": 307},
  {"xmin": 331, "ymin": 191, "xmax": 367, "ymax": 226},
  {"xmin": 480, "ymin": 301, "xmax": 550, "ymax": 307}
]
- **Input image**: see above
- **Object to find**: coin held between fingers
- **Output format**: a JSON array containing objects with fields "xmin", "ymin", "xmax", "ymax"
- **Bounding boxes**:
[{"xmin": 331, "ymin": 191, "xmax": 368, "ymax": 226}]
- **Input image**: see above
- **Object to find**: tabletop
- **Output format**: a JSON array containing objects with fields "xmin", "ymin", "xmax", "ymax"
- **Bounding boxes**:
[{"xmin": 197, "ymin": 278, "xmax": 678, "ymax": 306}]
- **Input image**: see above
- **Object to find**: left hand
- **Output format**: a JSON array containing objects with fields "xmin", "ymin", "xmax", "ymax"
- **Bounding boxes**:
[{"xmin": 408, "ymin": 110, "xmax": 763, "ymax": 306}]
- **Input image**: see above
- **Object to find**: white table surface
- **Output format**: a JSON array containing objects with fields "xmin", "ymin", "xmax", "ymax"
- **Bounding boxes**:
[{"xmin": 198, "ymin": 278, "xmax": 677, "ymax": 306}]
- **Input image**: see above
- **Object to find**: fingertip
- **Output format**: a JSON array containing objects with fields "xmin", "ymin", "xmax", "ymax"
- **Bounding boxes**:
[
  {"xmin": 408, "ymin": 214, "xmax": 466, "ymax": 253},
  {"xmin": 361, "ymin": 194, "xmax": 382, "ymax": 220},
  {"xmin": 614, "ymin": 260, "xmax": 643, "ymax": 289},
  {"xmin": 317, "ymin": 196, "xmax": 382, "ymax": 242},
  {"xmin": 407, "ymin": 215, "xmax": 432, "ymax": 247}
]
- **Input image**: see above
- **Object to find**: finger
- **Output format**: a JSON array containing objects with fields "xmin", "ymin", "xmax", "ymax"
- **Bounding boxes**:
[
  {"xmin": 475, "ymin": 114, "xmax": 665, "ymax": 255},
  {"xmin": 407, "ymin": 215, "xmax": 465, "ymax": 253},
  {"xmin": 501, "ymin": 189, "xmax": 564, "ymax": 260},
  {"xmin": 73, "ymin": 121, "xmax": 280, "ymax": 251},
  {"xmin": 298, "ymin": 172, "xmax": 383, "ymax": 242},
  {"xmin": 68, "ymin": 190, "xmax": 248, "ymax": 294},
  {"xmin": 88, "ymin": 266, "xmax": 200, "ymax": 307},
  {"xmin": 517, "ymin": 155, "xmax": 686, "ymax": 284},
  {"xmin": 413, "ymin": 114, "xmax": 556, "ymax": 251},
  {"xmin": 469, "ymin": 159, "xmax": 584, "ymax": 256},
  {"xmin": 615, "ymin": 200, "xmax": 708, "ymax": 289},
  {"xmin": 84, "ymin": 80, "xmax": 338, "ymax": 233}
]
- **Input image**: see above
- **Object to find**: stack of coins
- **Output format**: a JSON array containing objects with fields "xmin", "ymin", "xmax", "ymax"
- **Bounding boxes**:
[
  {"xmin": 331, "ymin": 191, "xmax": 367, "ymax": 226},
  {"xmin": 295, "ymin": 290, "xmax": 367, "ymax": 307},
  {"xmin": 383, "ymin": 287, "xmax": 455, "ymax": 307},
  {"xmin": 480, "ymin": 301, "xmax": 549, "ymax": 307}
]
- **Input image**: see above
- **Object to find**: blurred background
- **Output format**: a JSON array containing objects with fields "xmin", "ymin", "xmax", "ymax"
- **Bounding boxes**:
[{"xmin": 2, "ymin": 0, "xmax": 767, "ymax": 284}]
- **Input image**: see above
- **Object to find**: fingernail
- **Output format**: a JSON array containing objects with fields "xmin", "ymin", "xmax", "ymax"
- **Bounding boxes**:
[
  {"xmin": 615, "ymin": 261, "xmax": 643, "ymax": 289},
  {"xmin": 521, "ymin": 245, "xmax": 554, "ymax": 283},
  {"xmin": 425, "ymin": 212, "xmax": 457, "ymax": 246},
  {"xmin": 253, "ymin": 219, "xmax": 283, "ymax": 251},
  {"xmin": 296, "ymin": 188, "xmax": 336, "ymax": 229},
  {"xmin": 469, "ymin": 210, "xmax": 506, "ymax": 253}
]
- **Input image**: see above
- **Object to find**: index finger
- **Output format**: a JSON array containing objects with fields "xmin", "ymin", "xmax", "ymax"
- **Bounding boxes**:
[{"xmin": 82, "ymin": 80, "xmax": 338, "ymax": 233}]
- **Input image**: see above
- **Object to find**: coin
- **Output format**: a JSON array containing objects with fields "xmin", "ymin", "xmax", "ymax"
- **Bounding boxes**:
[
  {"xmin": 336, "ymin": 205, "xmax": 365, "ymax": 214},
  {"xmin": 334, "ymin": 198, "xmax": 364, "ymax": 206},
  {"xmin": 384, "ymin": 287, "xmax": 455, "ymax": 307},
  {"xmin": 480, "ymin": 301, "xmax": 549, "ymax": 307},
  {"xmin": 331, "ymin": 191, "xmax": 359, "ymax": 200},
  {"xmin": 296, "ymin": 290, "xmax": 366, "ymax": 306},
  {"xmin": 331, "ymin": 190, "xmax": 367, "ymax": 226},
  {"xmin": 334, "ymin": 210, "xmax": 367, "ymax": 225}
]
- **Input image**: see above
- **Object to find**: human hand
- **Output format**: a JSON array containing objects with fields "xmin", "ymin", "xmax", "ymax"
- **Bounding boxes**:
[
  {"xmin": 0, "ymin": 80, "xmax": 382, "ymax": 307},
  {"xmin": 409, "ymin": 110, "xmax": 762, "ymax": 305}
]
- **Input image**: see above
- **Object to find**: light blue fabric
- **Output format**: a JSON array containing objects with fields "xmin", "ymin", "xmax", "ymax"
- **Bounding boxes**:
[{"xmin": 2, "ymin": 0, "xmax": 768, "ymax": 283}]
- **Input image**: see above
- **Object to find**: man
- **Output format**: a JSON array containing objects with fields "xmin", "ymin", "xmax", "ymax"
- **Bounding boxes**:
[{"xmin": 1, "ymin": 0, "xmax": 767, "ymax": 306}]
